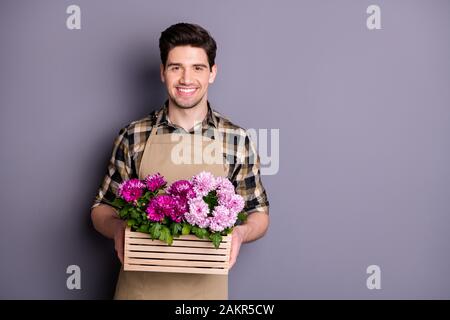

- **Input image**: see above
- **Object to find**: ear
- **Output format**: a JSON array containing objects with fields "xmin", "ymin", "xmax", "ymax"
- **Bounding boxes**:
[
  {"xmin": 160, "ymin": 63, "xmax": 165, "ymax": 83},
  {"xmin": 209, "ymin": 64, "xmax": 217, "ymax": 84}
]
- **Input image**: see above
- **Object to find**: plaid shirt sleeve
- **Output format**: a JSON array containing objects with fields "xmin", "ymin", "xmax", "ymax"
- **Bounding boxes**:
[
  {"xmin": 232, "ymin": 131, "xmax": 270, "ymax": 215},
  {"xmin": 91, "ymin": 127, "xmax": 133, "ymax": 210}
]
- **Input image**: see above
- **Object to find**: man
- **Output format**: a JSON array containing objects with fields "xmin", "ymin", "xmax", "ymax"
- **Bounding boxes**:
[{"xmin": 91, "ymin": 23, "xmax": 269, "ymax": 299}]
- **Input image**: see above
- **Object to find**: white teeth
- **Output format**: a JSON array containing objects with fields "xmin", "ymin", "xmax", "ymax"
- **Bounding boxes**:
[{"xmin": 178, "ymin": 88, "xmax": 196, "ymax": 93}]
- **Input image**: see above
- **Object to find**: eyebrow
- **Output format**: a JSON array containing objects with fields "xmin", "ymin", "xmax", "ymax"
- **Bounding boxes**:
[
  {"xmin": 166, "ymin": 63, "xmax": 209, "ymax": 68},
  {"xmin": 167, "ymin": 63, "xmax": 181, "ymax": 67}
]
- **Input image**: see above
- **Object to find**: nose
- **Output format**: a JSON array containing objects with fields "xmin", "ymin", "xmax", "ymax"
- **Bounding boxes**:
[{"xmin": 180, "ymin": 69, "xmax": 193, "ymax": 85}]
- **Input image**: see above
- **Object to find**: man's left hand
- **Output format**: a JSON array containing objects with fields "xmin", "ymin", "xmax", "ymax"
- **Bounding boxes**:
[{"xmin": 229, "ymin": 225, "xmax": 247, "ymax": 269}]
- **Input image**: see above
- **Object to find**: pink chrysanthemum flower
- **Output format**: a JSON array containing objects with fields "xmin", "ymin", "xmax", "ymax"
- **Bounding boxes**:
[
  {"xmin": 186, "ymin": 198, "xmax": 210, "ymax": 227},
  {"xmin": 118, "ymin": 179, "xmax": 146, "ymax": 202},
  {"xmin": 228, "ymin": 194, "xmax": 245, "ymax": 215},
  {"xmin": 192, "ymin": 171, "xmax": 216, "ymax": 197},
  {"xmin": 215, "ymin": 176, "xmax": 235, "ymax": 193},
  {"xmin": 209, "ymin": 205, "xmax": 232, "ymax": 232},
  {"xmin": 182, "ymin": 172, "xmax": 242, "ymax": 233},
  {"xmin": 145, "ymin": 173, "xmax": 166, "ymax": 192},
  {"xmin": 217, "ymin": 190, "xmax": 233, "ymax": 207},
  {"xmin": 198, "ymin": 217, "xmax": 211, "ymax": 229}
]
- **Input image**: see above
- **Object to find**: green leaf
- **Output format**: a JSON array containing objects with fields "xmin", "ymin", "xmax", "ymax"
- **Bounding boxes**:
[
  {"xmin": 143, "ymin": 191, "xmax": 152, "ymax": 200},
  {"xmin": 191, "ymin": 226, "xmax": 200, "ymax": 238},
  {"xmin": 167, "ymin": 233, "xmax": 173, "ymax": 245},
  {"xmin": 192, "ymin": 226, "xmax": 209, "ymax": 239},
  {"xmin": 221, "ymin": 227, "xmax": 232, "ymax": 235},
  {"xmin": 149, "ymin": 223, "xmax": 162, "ymax": 239},
  {"xmin": 127, "ymin": 219, "xmax": 136, "ymax": 227},
  {"xmin": 159, "ymin": 226, "xmax": 173, "ymax": 245},
  {"xmin": 210, "ymin": 232, "xmax": 223, "ymax": 249},
  {"xmin": 108, "ymin": 197, "xmax": 127, "ymax": 208},
  {"xmin": 170, "ymin": 223, "xmax": 182, "ymax": 236},
  {"xmin": 137, "ymin": 225, "xmax": 149, "ymax": 233},
  {"xmin": 118, "ymin": 206, "xmax": 130, "ymax": 219},
  {"xmin": 181, "ymin": 223, "xmax": 191, "ymax": 235},
  {"xmin": 238, "ymin": 212, "xmax": 248, "ymax": 222},
  {"xmin": 203, "ymin": 191, "xmax": 218, "ymax": 213},
  {"xmin": 130, "ymin": 208, "xmax": 140, "ymax": 220}
]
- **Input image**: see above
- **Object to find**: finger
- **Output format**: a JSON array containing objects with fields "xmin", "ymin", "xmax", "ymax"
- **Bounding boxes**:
[
  {"xmin": 229, "ymin": 257, "xmax": 235, "ymax": 269},
  {"xmin": 115, "ymin": 240, "xmax": 124, "ymax": 264},
  {"xmin": 229, "ymin": 248, "xmax": 238, "ymax": 269},
  {"xmin": 118, "ymin": 249, "xmax": 124, "ymax": 264}
]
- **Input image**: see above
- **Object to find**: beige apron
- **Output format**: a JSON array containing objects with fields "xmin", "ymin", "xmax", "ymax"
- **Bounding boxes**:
[{"xmin": 114, "ymin": 126, "xmax": 229, "ymax": 300}]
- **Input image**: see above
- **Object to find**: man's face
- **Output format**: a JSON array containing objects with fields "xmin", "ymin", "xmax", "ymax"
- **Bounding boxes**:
[{"xmin": 161, "ymin": 45, "xmax": 217, "ymax": 109}]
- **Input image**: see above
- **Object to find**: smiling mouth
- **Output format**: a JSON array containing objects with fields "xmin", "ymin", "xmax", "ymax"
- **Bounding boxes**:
[{"xmin": 176, "ymin": 87, "xmax": 198, "ymax": 97}]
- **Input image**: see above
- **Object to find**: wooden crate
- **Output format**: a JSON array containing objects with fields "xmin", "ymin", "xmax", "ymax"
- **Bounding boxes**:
[{"xmin": 124, "ymin": 227, "xmax": 232, "ymax": 275}]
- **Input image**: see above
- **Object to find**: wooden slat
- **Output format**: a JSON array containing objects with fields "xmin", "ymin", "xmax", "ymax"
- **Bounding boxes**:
[
  {"xmin": 127, "ymin": 251, "xmax": 229, "ymax": 261},
  {"xmin": 126, "ymin": 258, "xmax": 228, "ymax": 268},
  {"xmin": 124, "ymin": 264, "xmax": 229, "ymax": 275},
  {"xmin": 126, "ymin": 229, "xmax": 232, "ymax": 242},
  {"xmin": 126, "ymin": 236, "xmax": 232, "ymax": 246},
  {"xmin": 127, "ymin": 243, "xmax": 228, "ymax": 255},
  {"xmin": 127, "ymin": 237, "xmax": 231, "ymax": 249},
  {"xmin": 125, "ymin": 250, "xmax": 228, "ymax": 261}
]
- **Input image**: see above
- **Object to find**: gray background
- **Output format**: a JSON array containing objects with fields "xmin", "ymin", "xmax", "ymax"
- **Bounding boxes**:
[{"xmin": 1, "ymin": 0, "xmax": 449, "ymax": 299}]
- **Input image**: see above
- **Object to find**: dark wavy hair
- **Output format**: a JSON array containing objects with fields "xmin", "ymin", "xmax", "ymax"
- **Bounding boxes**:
[{"xmin": 159, "ymin": 23, "xmax": 217, "ymax": 70}]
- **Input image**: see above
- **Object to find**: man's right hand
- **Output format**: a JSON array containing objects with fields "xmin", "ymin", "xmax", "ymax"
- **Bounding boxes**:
[
  {"xmin": 91, "ymin": 204, "xmax": 128, "ymax": 264},
  {"xmin": 113, "ymin": 220, "xmax": 127, "ymax": 264}
]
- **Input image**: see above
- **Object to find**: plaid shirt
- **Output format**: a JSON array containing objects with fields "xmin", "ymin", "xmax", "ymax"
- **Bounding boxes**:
[{"xmin": 91, "ymin": 101, "xmax": 270, "ymax": 215}]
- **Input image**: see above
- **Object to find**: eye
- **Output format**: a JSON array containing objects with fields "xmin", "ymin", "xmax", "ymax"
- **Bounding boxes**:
[
  {"xmin": 194, "ymin": 66, "xmax": 204, "ymax": 71},
  {"xmin": 170, "ymin": 66, "xmax": 180, "ymax": 71}
]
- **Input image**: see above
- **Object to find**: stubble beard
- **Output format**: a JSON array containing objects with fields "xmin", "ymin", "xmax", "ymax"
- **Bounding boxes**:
[{"xmin": 169, "ymin": 92, "xmax": 206, "ymax": 110}]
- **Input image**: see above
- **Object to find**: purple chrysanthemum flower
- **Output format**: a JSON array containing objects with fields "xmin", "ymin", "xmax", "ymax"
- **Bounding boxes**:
[
  {"xmin": 167, "ymin": 180, "xmax": 195, "ymax": 200},
  {"xmin": 118, "ymin": 179, "xmax": 146, "ymax": 202},
  {"xmin": 146, "ymin": 194, "xmax": 175, "ymax": 222},
  {"xmin": 145, "ymin": 173, "xmax": 167, "ymax": 192},
  {"xmin": 170, "ymin": 196, "xmax": 187, "ymax": 223},
  {"xmin": 167, "ymin": 180, "xmax": 196, "ymax": 222}
]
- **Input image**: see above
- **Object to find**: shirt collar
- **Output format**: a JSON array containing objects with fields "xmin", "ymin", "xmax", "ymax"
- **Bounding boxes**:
[{"xmin": 154, "ymin": 100, "xmax": 218, "ymax": 129}]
